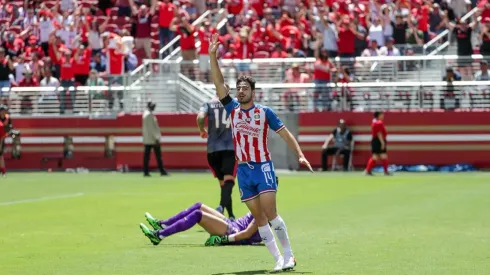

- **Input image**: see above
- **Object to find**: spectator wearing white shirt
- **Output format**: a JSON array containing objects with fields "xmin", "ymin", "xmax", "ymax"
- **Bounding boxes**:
[
  {"xmin": 38, "ymin": 10, "xmax": 54, "ymax": 56},
  {"xmin": 23, "ymin": 9, "xmax": 39, "ymax": 36},
  {"xmin": 60, "ymin": 0, "xmax": 77, "ymax": 13},
  {"xmin": 368, "ymin": 16, "xmax": 385, "ymax": 47},
  {"xmin": 475, "ymin": 61, "xmax": 490, "ymax": 81},
  {"xmin": 57, "ymin": 22, "xmax": 78, "ymax": 49},
  {"xmin": 14, "ymin": 54, "xmax": 27, "ymax": 83},
  {"xmin": 39, "ymin": 67, "xmax": 60, "ymax": 113},
  {"xmin": 379, "ymin": 37, "xmax": 400, "ymax": 56}
]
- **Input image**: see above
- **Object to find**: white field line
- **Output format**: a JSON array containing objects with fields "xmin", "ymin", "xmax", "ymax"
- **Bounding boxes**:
[{"xmin": 0, "ymin": 192, "xmax": 84, "ymax": 206}]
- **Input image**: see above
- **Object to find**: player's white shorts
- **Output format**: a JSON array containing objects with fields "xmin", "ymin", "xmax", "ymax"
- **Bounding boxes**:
[{"xmin": 199, "ymin": 54, "xmax": 210, "ymax": 72}]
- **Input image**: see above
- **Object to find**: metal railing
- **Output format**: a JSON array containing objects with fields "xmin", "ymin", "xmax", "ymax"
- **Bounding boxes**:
[
  {"xmin": 423, "ymin": 7, "xmax": 480, "ymax": 56},
  {"xmin": 169, "ymin": 55, "xmax": 490, "ymax": 84},
  {"xmin": 4, "ymin": 79, "xmax": 490, "ymax": 115},
  {"xmin": 201, "ymin": 81, "xmax": 490, "ymax": 112},
  {"xmin": 1, "ymin": 86, "xmax": 141, "ymax": 116}
]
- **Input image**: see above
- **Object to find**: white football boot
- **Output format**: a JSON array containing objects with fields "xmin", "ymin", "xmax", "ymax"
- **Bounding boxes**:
[
  {"xmin": 271, "ymin": 256, "xmax": 285, "ymax": 273},
  {"xmin": 282, "ymin": 256, "xmax": 297, "ymax": 271}
]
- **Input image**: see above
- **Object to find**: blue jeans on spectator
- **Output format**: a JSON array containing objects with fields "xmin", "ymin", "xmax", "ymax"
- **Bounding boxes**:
[
  {"xmin": 60, "ymin": 80, "xmax": 75, "ymax": 114},
  {"xmin": 236, "ymin": 63, "xmax": 250, "ymax": 74},
  {"xmin": 423, "ymin": 31, "xmax": 430, "ymax": 43},
  {"xmin": 314, "ymin": 79, "xmax": 331, "ymax": 111},
  {"xmin": 108, "ymin": 75, "xmax": 124, "ymax": 110},
  {"xmin": 0, "ymin": 80, "xmax": 10, "ymax": 97},
  {"xmin": 339, "ymin": 53, "xmax": 355, "ymax": 68},
  {"xmin": 159, "ymin": 27, "xmax": 174, "ymax": 58}
]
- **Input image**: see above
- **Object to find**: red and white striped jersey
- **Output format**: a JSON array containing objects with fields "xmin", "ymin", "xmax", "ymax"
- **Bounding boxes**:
[{"xmin": 224, "ymin": 98, "xmax": 285, "ymax": 163}]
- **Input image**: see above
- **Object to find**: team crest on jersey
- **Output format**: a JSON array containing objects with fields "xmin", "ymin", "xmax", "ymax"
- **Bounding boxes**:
[{"xmin": 254, "ymin": 114, "xmax": 260, "ymax": 120}]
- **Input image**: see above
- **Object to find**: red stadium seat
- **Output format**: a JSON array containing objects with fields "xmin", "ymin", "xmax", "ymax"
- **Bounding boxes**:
[
  {"xmin": 254, "ymin": 51, "xmax": 270, "ymax": 59},
  {"xmin": 105, "ymin": 24, "xmax": 118, "ymax": 33},
  {"xmin": 95, "ymin": 9, "xmax": 105, "ymax": 16},
  {"xmin": 110, "ymin": 7, "xmax": 119, "ymax": 17},
  {"xmin": 9, "ymin": 26, "xmax": 22, "ymax": 34},
  {"xmin": 111, "ymin": 16, "xmax": 130, "ymax": 27},
  {"xmin": 44, "ymin": 1, "xmax": 57, "ymax": 9}
]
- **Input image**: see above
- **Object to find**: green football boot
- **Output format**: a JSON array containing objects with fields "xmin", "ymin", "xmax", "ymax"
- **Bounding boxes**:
[
  {"xmin": 139, "ymin": 223, "xmax": 161, "ymax": 245},
  {"xmin": 145, "ymin": 212, "xmax": 164, "ymax": 230}
]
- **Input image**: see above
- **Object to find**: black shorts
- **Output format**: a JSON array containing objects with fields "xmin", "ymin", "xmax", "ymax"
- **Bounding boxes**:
[
  {"xmin": 207, "ymin": 150, "xmax": 237, "ymax": 180},
  {"xmin": 371, "ymin": 137, "xmax": 387, "ymax": 154}
]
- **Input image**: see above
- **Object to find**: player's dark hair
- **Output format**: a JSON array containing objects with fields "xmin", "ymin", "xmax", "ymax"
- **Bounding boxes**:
[
  {"xmin": 236, "ymin": 75, "xmax": 256, "ymax": 90},
  {"xmin": 374, "ymin": 111, "xmax": 382, "ymax": 119}
]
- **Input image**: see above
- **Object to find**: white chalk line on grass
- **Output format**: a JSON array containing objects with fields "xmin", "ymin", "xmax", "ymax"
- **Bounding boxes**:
[{"xmin": 0, "ymin": 192, "xmax": 84, "ymax": 206}]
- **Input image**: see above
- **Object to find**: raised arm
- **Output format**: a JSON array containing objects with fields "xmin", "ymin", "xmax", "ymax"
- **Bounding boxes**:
[
  {"xmin": 277, "ymin": 127, "xmax": 313, "ymax": 172},
  {"xmin": 209, "ymin": 33, "xmax": 229, "ymax": 100}
]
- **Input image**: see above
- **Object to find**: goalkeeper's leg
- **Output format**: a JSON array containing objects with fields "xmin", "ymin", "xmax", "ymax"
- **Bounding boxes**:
[{"xmin": 153, "ymin": 211, "xmax": 229, "ymax": 240}]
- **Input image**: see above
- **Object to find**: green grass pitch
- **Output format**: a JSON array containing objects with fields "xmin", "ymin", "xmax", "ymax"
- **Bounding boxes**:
[{"xmin": 0, "ymin": 172, "xmax": 489, "ymax": 275}]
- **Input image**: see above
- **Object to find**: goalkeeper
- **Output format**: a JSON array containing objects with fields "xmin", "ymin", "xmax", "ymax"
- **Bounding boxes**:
[{"xmin": 139, "ymin": 202, "xmax": 261, "ymax": 246}]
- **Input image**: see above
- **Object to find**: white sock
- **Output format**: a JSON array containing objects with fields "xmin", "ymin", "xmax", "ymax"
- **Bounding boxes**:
[
  {"xmin": 258, "ymin": 224, "xmax": 282, "ymax": 262},
  {"xmin": 270, "ymin": 215, "xmax": 293, "ymax": 259}
]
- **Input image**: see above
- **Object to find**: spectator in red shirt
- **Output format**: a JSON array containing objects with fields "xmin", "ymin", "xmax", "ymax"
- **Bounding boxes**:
[
  {"xmin": 313, "ymin": 40, "xmax": 335, "ymax": 111},
  {"xmin": 249, "ymin": 0, "xmax": 265, "ymax": 18},
  {"xmin": 227, "ymin": 0, "xmax": 244, "ymax": 26},
  {"xmin": 56, "ymin": 48, "xmax": 75, "ymax": 114},
  {"xmin": 271, "ymin": 43, "xmax": 287, "ymax": 58},
  {"xmin": 3, "ymin": 33, "xmax": 23, "ymax": 58},
  {"xmin": 29, "ymin": 52, "xmax": 44, "ymax": 81},
  {"xmin": 106, "ymin": 38, "xmax": 128, "ymax": 110},
  {"xmin": 48, "ymin": 33, "xmax": 66, "ymax": 79},
  {"xmin": 197, "ymin": 20, "xmax": 217, "ymax": 82},
  {"xmin": 156, "ymin": 0, "xmax": 177, "ymax": 49},
  {"xmin": 229, "ymin": 26, "xmax": 255, "ymax": 75},
  {"xmin": 171, "ymin": 16, "xmax": 196, "ymax": 79},
  {"xmin": 18, "ymin": 70, "xmax": 39, "ymax": 115},
  {"xmin": 73, "ymin": 45, "xmax": 92, "ymax": 85},
  {"xmin": 24, "ymin": 36, "xmax": 44, "ymax": 60},
  {"xmin": 283, "ymin": 63, "xmax": 311, "ymax": 111},
  {"xmin": 337, "ymin": 19, "xmax": 357, "ymax": 62}
]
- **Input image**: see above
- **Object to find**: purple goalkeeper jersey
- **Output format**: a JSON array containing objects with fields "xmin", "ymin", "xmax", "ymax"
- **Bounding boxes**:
[{"xmin": 229, "ymin": 212, "xmax": 262, "ymax": 245}]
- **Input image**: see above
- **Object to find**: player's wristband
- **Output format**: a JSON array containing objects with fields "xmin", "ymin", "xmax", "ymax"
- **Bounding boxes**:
[{"xmin": 220, "ymin": 94, "xmax": 232, "ymax": 106}]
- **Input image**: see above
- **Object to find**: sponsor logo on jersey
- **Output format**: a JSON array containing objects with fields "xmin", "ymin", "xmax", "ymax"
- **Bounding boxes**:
[{"xmin": 235, "ymin": 121, "xmax": 260, "ymax": 137}]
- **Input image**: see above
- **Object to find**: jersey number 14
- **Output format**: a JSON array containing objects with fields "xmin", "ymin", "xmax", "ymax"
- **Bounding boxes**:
[{"xmin": 214, "ymin": 109, "xmax": 231, "ymax": 128}]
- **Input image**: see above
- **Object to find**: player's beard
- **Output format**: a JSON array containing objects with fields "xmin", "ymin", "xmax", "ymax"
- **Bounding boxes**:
[{"xmin": 238, "ymin": 93, "xmax": 253, "ymax": 104}]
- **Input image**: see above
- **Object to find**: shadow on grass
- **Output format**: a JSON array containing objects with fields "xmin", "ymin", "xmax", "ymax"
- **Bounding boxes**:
[
  {"xmin": 211, "ymin": 270, "xmax": 313, "ymax": 275},
  {"xmin": 145, "ymin": 243, "xmax": 205, "ymax": 248}
]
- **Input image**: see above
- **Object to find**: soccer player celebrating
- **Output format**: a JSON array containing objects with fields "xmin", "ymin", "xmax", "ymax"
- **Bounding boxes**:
[
  {"xmin": 365, "ymin": 111, "xmax": 390, "ymax": 175},
  {"xmin": 196, "ymin": 94, "xmax": 237, "ymax": 221},
  {"xmin": 208, "ymin": 34, "xmax": 313, "ymax": 272},
  {"xmin": 139, "ymin": 202, "xmax": 262, "ymax": 246}
]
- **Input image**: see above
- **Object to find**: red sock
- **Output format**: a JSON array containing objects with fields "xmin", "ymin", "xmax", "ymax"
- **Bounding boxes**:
[
  {"xmin": 381, "ymin": 159, "xmax": 389, "ymax": 173},
  {"xmin": 1, "ymin": 167, "xmax": 6, "ymax": 174},
  {"xmin": 366, "ymin": 158, "xmax": 376, "ymax": 172}
]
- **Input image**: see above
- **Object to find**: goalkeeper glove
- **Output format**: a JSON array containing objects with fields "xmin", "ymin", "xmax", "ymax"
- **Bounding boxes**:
[
  {"xmin": 204, "ymin": 236, "xmax": 222, "ymax": 246},
  {"xmin": 221, "ymin": 235, "xmax": 230, "ymax": 244}
]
